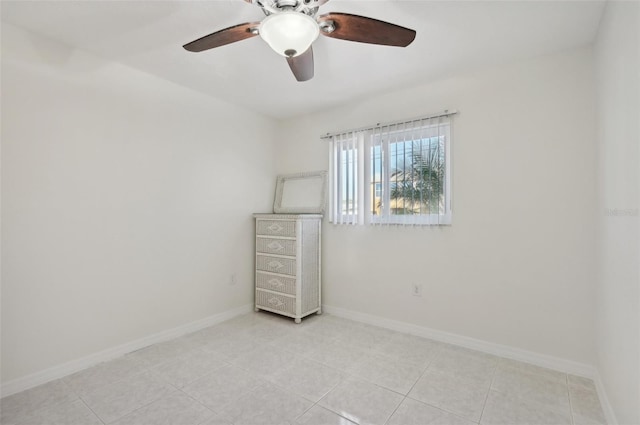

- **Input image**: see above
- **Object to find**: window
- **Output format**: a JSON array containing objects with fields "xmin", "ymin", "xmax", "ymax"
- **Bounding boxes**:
[
  {"xmin": 373, "ymin": 182, "xmax": 382, "ymax": 198},
  {"xmin": 328, "ymin": 113, "xmax": 453, "ymax": 225}
]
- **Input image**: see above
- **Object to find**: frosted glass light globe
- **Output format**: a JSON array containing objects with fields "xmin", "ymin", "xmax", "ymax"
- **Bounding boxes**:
[{"xmin": 259, "ymin": 11, "xmax": 320, "ymax": 57}]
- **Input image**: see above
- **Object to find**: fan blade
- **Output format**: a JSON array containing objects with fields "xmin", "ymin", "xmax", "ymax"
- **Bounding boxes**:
[
  {"xmin": 183, "ymin": 22, "xmax": 260, "ymax": 52},
  {"xmin": 318, "ymin": 13, "xmax": 416, "ymax": 47},
  {"xmin": 287, "ymin": 47, "xmax": 314, "ymax": 82}
]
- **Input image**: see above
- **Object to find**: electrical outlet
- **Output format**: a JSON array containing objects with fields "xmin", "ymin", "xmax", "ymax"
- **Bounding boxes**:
[
  {"xmin": 230, "ymin": 273, "xmax": 237, "ymax": 286},
  {"xmin": 412, "ymin": 283, "xmax": 422, "ymax": 297}
]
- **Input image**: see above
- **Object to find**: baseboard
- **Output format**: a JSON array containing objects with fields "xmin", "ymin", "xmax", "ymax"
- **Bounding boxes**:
[
  {"xmin": 4, "ymin": 303, "xmax": 619, "ymax": 424},
  {"xmin": 1, "ymin": 304, "xmax": 253, "ymax": 398},
  {"xmin": 322, "ymin": 304, "xmax": 597, "ymax": 378},
  {"xmin": 593, "ymin": 373, "xmax": 619, "ymax": 425},
  {"xmin": 323, "ymin": 305, "xmax": 625, "ymax": 424}
]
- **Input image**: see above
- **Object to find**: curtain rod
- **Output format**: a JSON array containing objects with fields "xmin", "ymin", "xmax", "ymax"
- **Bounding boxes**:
[{"xmin": 320, "ymin": 109, "xmax": 458, "ymax": 140}]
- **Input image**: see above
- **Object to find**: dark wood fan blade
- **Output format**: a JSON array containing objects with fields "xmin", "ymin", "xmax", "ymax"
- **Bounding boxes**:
[
  {"xmin": 318, "ymin": 13, "xmax": 416, "ymax": 47},
  {"xmin": 286, "ymin": 47, "xmax": 314, "ymax": 82},
  {"xmin": 183, "ymin": 22, "xmax": 260, "ymax": 52}
]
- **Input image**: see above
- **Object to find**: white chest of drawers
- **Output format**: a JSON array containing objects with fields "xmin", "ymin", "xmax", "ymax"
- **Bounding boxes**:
[{"xmin": 253, "ymin": 214, "xmax": 322, "ymax": 323}]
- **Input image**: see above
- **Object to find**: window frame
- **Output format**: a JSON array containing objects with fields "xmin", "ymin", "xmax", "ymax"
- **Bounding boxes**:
[
  {"xmin": 368, "ymin": 123, "xmax": 452, "ymax": 225},
  {"xmin": 329, "ymin": 117, "xmax": 453, "ymax": 226}
]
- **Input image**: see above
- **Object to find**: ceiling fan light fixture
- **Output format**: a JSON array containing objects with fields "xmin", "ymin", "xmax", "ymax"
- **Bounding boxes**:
[{"xmin": 259, "ymin": 11, "xmax": 319, "ymax": 57}]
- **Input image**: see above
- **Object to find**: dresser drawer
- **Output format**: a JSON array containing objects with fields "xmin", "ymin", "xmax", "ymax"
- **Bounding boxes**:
[
  {"xmin": 256, "ymin": 220, "xmax": 296, "ymax": 237},
  {"xmin": 256, "ymin": 272, "xmax": 296, "ymax": 295},
  {"xmin": 256, "ymin": 290, "xmax": 296, "ymax": 315},
  {"xmin": 256, "ymin": 238, "xmax": 297, "ymax": 256},
  {"xmin": 256, "ymin": 255, "xmax": 297, "ymax": 276}
]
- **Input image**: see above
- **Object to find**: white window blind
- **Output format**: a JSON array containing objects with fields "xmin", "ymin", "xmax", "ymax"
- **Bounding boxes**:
[{"xmin": 328, "ymin": 112, "xmax": 455, "ymax": 226}]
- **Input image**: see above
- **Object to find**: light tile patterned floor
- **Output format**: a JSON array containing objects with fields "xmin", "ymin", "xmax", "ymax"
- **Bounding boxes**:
[{"xmin": 0, "ymin": 312, "xmax": 607, "ymax": 425}]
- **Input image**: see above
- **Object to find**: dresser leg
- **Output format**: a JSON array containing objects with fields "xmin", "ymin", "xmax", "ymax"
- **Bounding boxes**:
[
  {"xmin": 254, "ymin": 307, "xmax": 260, "ymax": 312},
  {"xmin": 294, "ymin": 318, "xmax": 302, "ymax": 324},
  {"xmin": 316, "ymin": 309, "xmax": 322, "ymax": 315}
]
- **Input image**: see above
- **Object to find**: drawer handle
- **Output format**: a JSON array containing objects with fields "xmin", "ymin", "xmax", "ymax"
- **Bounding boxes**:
[
  {"xmin": 268, "ymin": 278, "xmax": 285, "ymax": 289},
  {"xmin": 267, "ymin": 241, "xmax": 284, "ymax": 252},
  {"xmin": 268, "ymin": 297, "xmax": 285, "ymax": 307},
  {"xmin": 267, "ymin": 261, "xmax": 284, "ymax": 271},
  {"xmin": 267, "ymin": 223, "xmax": 284, "ymax": 233}
]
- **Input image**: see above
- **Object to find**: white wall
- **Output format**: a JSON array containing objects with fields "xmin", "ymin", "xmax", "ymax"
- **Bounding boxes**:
[
  {"xmin": 1, "ymin": 24, "xmax": 277, "ymax": 383},
  {"xmin": 594, "ymin": 1, "xmax": 640, "ymax": 423},
  {"xmin": 276, "ymin": 48, "xmax": 598, "ymax": 366}
]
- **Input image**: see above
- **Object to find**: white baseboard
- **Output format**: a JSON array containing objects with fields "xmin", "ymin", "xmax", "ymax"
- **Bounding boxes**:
[
  {"xmin": 323, "ymin": 305, "xmax": 622, "ymax": 424},
  {"xmin": 3, "ymin": 303, "xmax": 619, "ymax": 425},
  {"xmin": 323, "ymin": 304, "xmax": 596, "ymax": 378},
  {"xmin": 1, "ymin": 304, "xmax": 253, "ymax": 398}
]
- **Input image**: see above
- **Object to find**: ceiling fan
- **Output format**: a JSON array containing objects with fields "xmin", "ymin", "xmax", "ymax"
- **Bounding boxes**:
[{"xmin": 183, "ymin": 0, "xmax": 416, "ymax": 82}]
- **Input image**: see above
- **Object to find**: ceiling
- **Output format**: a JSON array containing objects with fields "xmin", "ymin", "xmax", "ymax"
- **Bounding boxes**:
[{"xmin": 1, "ymin": 0, "xmax": 606, "ymax": 119}]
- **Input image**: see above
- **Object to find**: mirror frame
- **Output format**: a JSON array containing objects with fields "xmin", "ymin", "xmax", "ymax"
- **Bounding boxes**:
[{"xmin": 273, "ymin": 171, "xmax": 327, "ymax": 214}]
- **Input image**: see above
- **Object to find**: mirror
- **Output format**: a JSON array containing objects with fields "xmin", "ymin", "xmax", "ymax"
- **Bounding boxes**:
[{"xmin": 274, "ymin": 171, "xmax": 327, "ymax": 214}]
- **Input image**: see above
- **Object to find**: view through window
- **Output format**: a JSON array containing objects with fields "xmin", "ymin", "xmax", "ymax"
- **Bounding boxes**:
[{"xmin": 329, "ymin": 114, "xmax": 453, "ymax": 225}]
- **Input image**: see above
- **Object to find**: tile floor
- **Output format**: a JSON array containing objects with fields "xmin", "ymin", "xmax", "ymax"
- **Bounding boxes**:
[{"xmin": 1, "ymin": 312, "xmax": 607, "ymax": 425}]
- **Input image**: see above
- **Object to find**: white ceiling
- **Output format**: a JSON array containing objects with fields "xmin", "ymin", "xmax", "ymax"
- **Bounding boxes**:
[{"xmin": 1, "ymin": 0, "xmax": 606, "ymax": 119}]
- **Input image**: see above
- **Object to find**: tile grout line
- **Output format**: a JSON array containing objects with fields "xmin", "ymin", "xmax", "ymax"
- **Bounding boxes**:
[
  {"xmin": 175, "ymin": 386, "xmax": 225, "ymax": 424},
  {"xmin": 477, "ymin": 359, "xmax": 500, "ymax": 425},
  {"xmin": 258, "ymin": 359, "xmax": 324, "ymax": 424},
  {"xmin": 381, "ymin": 395, "xmax": 406, "ymax": 425},
  {"xmin": 381, "ymin": 345, "xmax": 443, "ymax": 425},
  {"xmin": 261, "ymin": 352, "xmax": 357, "ymax": 425},
  {"xmin": 102, "ymin": 383, "xmax": 188, "ymax": 423},
  {"xmin": 281, "ymin": 340, "xmax": 364, "ymax": 424},
  {"xmin": 411, "ymin": 345, "xmax": 499, "ymax": 424},
  {"xmin": 68, "ymin": 360, "xmax": 155, "ymax": 401},
  {"xmin": 89, "ymin": 354, "xmax": 231, "ymax": 424},
  {"xmin": 4, "ymin": 312, "xmax": 606, "ymax": 425},
  {"xmin": 78, "ymin": 397, "xmax": 107, "ymax": 425},
  {"xmin": 567, "ymin": 374, "xmax": 576, "ymax": 425},
  {"xmin": 310, "ymin": 378, "xmax": 357, "ymax": 424},
  {"xmin": 221, "ymin": 321, "xmax": 339, "ymax": 422},
  {"xmin": 102, "ymin": 377, "xmax": 180, "ymax": 424},
  {"xmin": 201, "ymin": 315, "xmax": 593, "ymax": 424}
]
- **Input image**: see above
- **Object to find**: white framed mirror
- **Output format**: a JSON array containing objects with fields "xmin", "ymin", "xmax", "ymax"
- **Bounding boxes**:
[{"xmin": 274, "ymin": 171, "xmax": 327, "ymax": 214}]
